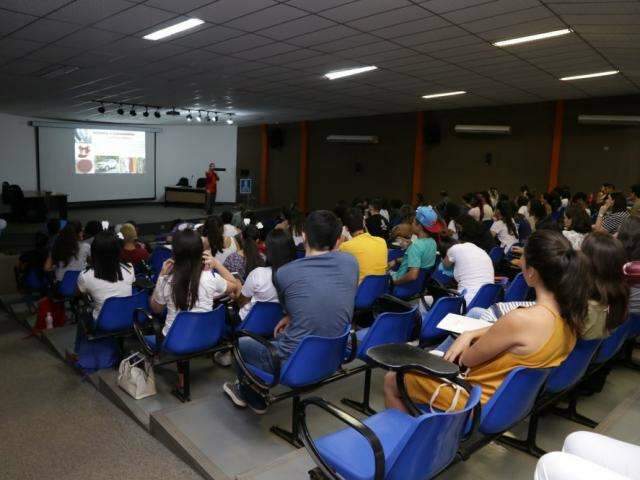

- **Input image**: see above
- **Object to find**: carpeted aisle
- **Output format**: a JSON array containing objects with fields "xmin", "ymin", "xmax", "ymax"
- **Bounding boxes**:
[{"xmin": 0, "ymin": 313, "xmax": 202, "ymax": 480}]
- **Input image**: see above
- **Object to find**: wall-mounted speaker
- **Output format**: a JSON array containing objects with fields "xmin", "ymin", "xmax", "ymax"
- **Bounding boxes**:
[
  {"xmin": 269, "ymin": 127, "xmax": 284, "ymax": 149},
  {"xmin": 240, "ymin": 169, "xmax": 250, "ymax": 177},
  {"xmin": 355, "ymin": 161, "xmax": 363, "ymax": 174},
  {"xmin": 424, "ymin": 122, "xmax": 441, "ymax": 145},
  {"xmin": 485, "ymin": 153, "xmax": 493, "ymax": 165}
]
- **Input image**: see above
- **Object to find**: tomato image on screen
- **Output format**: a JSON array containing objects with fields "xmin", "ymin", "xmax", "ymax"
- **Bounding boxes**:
[{"xmin": 74, "ymin": 128, "xmax": 146, "ymax": 175}]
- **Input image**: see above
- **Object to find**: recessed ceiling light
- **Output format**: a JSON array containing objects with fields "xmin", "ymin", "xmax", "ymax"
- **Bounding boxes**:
[
  {"xmin": 421, "ymin": 91, "xmax": 466, "ymax": 99},
  {"xmin": 493, "ymin": 28, "xmax": 572, "ymax": 47},
  {"xmin": 143, "ymin": 18, "xmax": 204, "ymax": 41},
  {"xmin": 560, "ymin": 70, "xmax": 620, "ymax": 81},
  {"xmin": 324, "ymin": 65, "xmax": 378, "ymax": 80}
]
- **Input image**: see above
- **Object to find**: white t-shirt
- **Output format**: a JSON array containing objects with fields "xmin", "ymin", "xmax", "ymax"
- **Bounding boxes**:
[
  {"xmin": 153, "ymin": 270, "xmax": 228, "ymax": 336},
  {"xmin": 468, "ymin": 205, "xmax": 494, "ymax": 222},
  {"xmin": 55, "ymin": 242, "xmax": 91, "ymax": 282},
  {"xmin": 77, "ymin": 264, "xmax": 135, "ymax": 319},
  {"xmin": 447, "ymin": 242, "xmax": 494, "ymax": 304},
  {"xmin": 447, "ymin": 220, "xmax": 458, "ymax": 240},
  {"xmin": 518, "ymin": 205, "xmax": 530, "ymax": 220},
  {"xmin": 563, "ymin": 230, "xmax": 586, "ymax": 250},
  {"xmin": 490, "ymin": 219, "xmax": 518, "ymax": 253},
  {"xmin": 223, "ymin": 224, "xmax": 240, "ymax": 238},
  {"xmin": 239, "ymin": 266, "xmax": 279, "ymax": 320},
  {"xmin": 214, "ymin": 237, "xmax": 237, "ymax": 264},
  {"xmin": 380, "ymin": 209, "xmax": 390, "ymax": 221}
]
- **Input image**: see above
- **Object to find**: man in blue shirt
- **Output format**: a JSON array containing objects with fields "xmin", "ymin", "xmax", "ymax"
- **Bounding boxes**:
[{"xmin": 224, "ymin": 210, "xmax": 358, "ymax": 414}]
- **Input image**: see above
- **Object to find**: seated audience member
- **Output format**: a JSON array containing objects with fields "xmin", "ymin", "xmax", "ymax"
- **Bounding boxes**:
[
  {"xmin": 390, "ymin": 206, "xmax": 439, "ymax": 285},
  {"xmin": 385, "ymin": 230, "xmax": 585, "ymax": 411},
  {"xmin": 630, "ymin": 184, "xmax": 640, "ymax": 216},
  {"xmin": 517, "ymin": 195, "xmax": 532, "ymax": 227},
  {"xmin": 488, "ymin": 187, "xmax": 500, "ymax": 209},
  {"xmin": 580, "ymin": 232, "xmax": 629, "ymax": 340},
  {"xmin": 339, "ymin": 207, "xmax": 387, "ymax": 283},
  {"xmin": 77, "ymin": 231, "xmax": 135, "ymax": 321},
  {"xmin": 490, "ymin": 201, "xmax": 519, "ymax": 253},
  {"xmin": 441, "ymin": 203, "xmax": 462, "ymax": 240},
  {"xmin": 16, "ymin": 232, "xmax": 49, "ymax": 291},
  {"xmin": 544, "ymin": 191, "xmax": 564, "ymax": 222},
  {"xmin": 119, "ymin": 223, "xmax": 150, "ymax": 266},
  {"xmin": 530, "ymin": 199, "xmax": 561, "ymax": 232},
  {"xmin": 150, "ymin": 229, "xmax": 239, "ymax": 337},
  {"xmin": 223, "ymin": 224, "xmax": 264, "ymax": 281},
  {"xmin": 45, "ymin": 218, "xmax": 62, "ymax": 251},
  {"xmin": 83, "ymin": 220, "xmax": 101, "ymax": 245},
  {"xmin": 594, "ymin": 192, "xmax": 630, "ymax": 234},
  {"xmin": 443, "ymin": 233, "xmax": 494, "ymax": 304},
  {"xmin": 223, "ymin": 210, "xmax": 358, "ymax": 414},
  {"xmin": 221, "ymin": 210, "xmax": 240, "ymax": 238},
  {"xmin": 468, "ymin": 193, "xmax": 494, "ymax": 223},
  {"xmin": 572, "ymin": 191, "xmax": 591, "ymax": 216},
  {"xmin": 366, "ymin": 198, "xmax": 390, "ymax": 240},
  {"xmin": 332, "ymin": 202, "xmax": 352, "ymax": 243},
  {"xmin": 203, "ymin": 215, "xmax": 238, "ymax": 263},
  {"xmin": 618, "ymin": 216, "xmax": 640, "ymax": 314},
  {"xmin": 455, "ymin": 214, "xmax": 497, "ymax": 252},
  {"xmin": 562, "ymin": 204, "xmax": 592, "ymax": 250},
  {"xmin": 45, "ymin": 221, "xmax": 91, "ymax": 284}
]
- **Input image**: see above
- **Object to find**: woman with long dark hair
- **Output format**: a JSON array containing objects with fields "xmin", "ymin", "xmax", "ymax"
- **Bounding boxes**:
[
  {"xmin": 203, "ymin": 215, "xmax": 237, "ymax": 264},
  {"xmin": 77, "ymin": 231, "xmax": 134, "ymax": 320},
  {"xmin": 595, "ymin": 192, "xmax": 630, "ymax": 234},
  {"xmin": 45, "ymin": 221, "xmax": 91, "ymax": 282},
  {"xmin": 490, "ymin": 201, "xmax": 519, "ymax": 253},
  {"xmin": 562, "ymin": 204, "xmax": 592, "ymax": 250},
  {"xmin": 223, "ymin": 224, "xmax": 264, "ymax": 281},
  {"xmin": 455, "ymin": 213, "xmax": 496, "ymax": 252},
  {"xmin": 150, "ymin": 229, "xmax": 239, "ymax": 336},
  {"xmin": 385, "ymin": 230, "xmax": 587, "ymax": 412},
  {"xmin": 580, "ymin": 232, "xmax": 629, "ymax": 339},
  {"xmin": 617, "ymin": 216, "xmax": 640, "ymax": 314}
]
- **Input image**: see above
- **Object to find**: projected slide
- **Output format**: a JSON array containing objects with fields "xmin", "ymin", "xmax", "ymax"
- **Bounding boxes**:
[{"xmin": 74, "ymin": 129, "xmax": 146, "ymax": 175}]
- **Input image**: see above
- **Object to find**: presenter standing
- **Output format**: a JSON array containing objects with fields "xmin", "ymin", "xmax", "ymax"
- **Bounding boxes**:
[{"xmin": 205, "ymin": 162, "xmax": 219, "ymax": 214}]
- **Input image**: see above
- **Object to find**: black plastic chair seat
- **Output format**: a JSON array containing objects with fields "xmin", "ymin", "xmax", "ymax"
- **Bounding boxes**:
[{"xmin": 367, "ymin": 344, "xmax": 460, "ymax": 379}]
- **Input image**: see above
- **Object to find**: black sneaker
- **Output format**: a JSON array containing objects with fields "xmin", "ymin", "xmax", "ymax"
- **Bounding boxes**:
[{"xmin": 223, "ymin": 381, "xmax": 247, "ymax": 408}]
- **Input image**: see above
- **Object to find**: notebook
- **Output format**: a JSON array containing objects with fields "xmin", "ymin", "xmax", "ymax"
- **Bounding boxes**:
[{"xmin": 437, "ymin": 313, "xmax": 492, "ymax": 334}]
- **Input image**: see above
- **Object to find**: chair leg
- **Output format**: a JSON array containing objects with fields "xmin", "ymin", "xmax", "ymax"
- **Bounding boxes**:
[
  {"xmin": 172, "ymin": 360, "xmax": 191, "ymax": 402},
  {"xmin": 551, "ymin": 392, "xmax": 598, "ymax": 428},
  {"xmin": 341, "ymin": 368, "xmax": 377, "ymax": 416},
  {"xmin": 271, "ymin": 395, "xmax": 303, "ymax": 448},
  {"xmin": 497, "ymin": 410, "xmax": 547, "ymax": 458}
]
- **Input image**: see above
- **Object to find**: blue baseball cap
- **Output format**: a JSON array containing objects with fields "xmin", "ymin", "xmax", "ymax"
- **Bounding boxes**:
[{"xmin": 415, "ymin": 206, "xmax": 443, "ymax": 233}]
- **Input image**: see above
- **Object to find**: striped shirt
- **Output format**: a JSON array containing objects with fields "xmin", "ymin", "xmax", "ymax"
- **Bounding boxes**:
[{"xmin": 602, "ymin": 211, "xmax": 630, "ymax": 234}]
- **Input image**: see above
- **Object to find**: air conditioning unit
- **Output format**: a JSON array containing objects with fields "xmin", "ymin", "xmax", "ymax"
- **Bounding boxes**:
[
  {"xmin": 454, "ymin": 125, "xmax": 511, "ymax": 135},
  {"xmin": 326, "ymin": 135, "xmax": 379, "ymax": 144},
  {"xmin": 578, "ymin": 115, "xmax": 640, "ymax": 125}
]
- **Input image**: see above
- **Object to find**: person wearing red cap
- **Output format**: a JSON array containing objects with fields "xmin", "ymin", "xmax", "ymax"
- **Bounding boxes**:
[{"xmin": 390, "ymin": 206, "xmax": 439, "ymax": 285}]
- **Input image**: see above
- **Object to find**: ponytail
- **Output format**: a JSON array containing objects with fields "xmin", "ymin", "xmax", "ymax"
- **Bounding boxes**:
[{"xmin": 239, "ymin": 225, "xmax": 264, "ymax": 277}]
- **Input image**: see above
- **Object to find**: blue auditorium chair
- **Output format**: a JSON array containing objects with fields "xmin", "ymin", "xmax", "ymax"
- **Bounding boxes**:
[
  {"xmin": 81, "ymin": 291, "xmax": 149, "ymax": 340},
  {"xmin": 134, "ymin": 305, "xmax": 227, "ymax": 402},
  {"xmin": 148, "ymin": 246, "xmax": 172, "ymax": 282},
  {"xmin": 387, "ymin": 248, "xmax": 404, "ymax": 263},
  {"xmin": 236, "ymin": 301, "xmax": 284, "ymax": 337},
  {"xmin": 465, "ymin": 283, "xmax": 503, "ymax": 311},
  {"xmin": 341, "ymin": 304, "xmax": 418, "ymax": 415},
  {"xmin": 299, "ymin": 345, "xmax": 482, "ymax": 480},
  {"xmin": 503, "ymin": 272, "xmax": 530, "ymax": 302},
  {"xmin": 54, "ymin": 270, "xmax": 81, "ymax": 321},
  {"xmin": 233, "ymin": 326, "xmax": 353, "ymax": 446},
  {"xmin": 354, "ymin": 275, "xmax": 390, "ymax": 311},
  {"xmin": 488, "ymin": 246, "xmax": 504, "ymax": 267},
  {"xmin": 390, "ymin": 268, "xmax": 428, "ymax": 300},
  {"xmin": 498, "ymin": 338, "xmax": 602, "ymax": 456},
  {"xmin": 419, "ymin": 296, "xmax": 465, "ymax": 346}
]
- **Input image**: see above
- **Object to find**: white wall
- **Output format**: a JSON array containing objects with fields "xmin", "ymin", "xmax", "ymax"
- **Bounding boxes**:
[
  {"xmin": 156, "ymin": 124, "xmax": 238, "ymax": 203},
  {"xmin": 0, "ymin": 111, "xmax": 238, "ymax": 202},
  {"xmin": 0, "ymin": 112, "xmax": 37, "ymax": 190}
]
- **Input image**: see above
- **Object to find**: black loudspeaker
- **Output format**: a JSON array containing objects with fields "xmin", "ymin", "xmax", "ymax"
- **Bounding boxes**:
[
  {"xmin": 424, "ymin": 122, "xmax": 441, "ymax": 145},
  {"xmin": 355, "ymin": 161, "xmax": 363, "ymax": 174},
  {"xmin": 485, "ymin": 153, "xmax": 493, "ymax": 165},
  {"xmin": 269, "ymin": 127, "xmax": 284, "ymax": 149},
  {"xmin": 240, "ymin": 168, "xmax": 250, "ymax": 177}
]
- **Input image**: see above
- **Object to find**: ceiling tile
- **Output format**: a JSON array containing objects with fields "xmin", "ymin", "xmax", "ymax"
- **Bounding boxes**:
[
  {"xmin": 0, "ymin": 9, "xmax": 37, "ymax": 35},
  {"xmin": 205, "ymin": 33, "xmax": 273, "ymax": 54},
  {"xmin": 94, "ymin": 4, "xmax": 177, "ymax": 34},
  {"xmin": 55, "ymin": 27, "xmax": 124, "ymax": 49},
  {"xmin": 257, "ymin": 14, "xmax": 336, "ymax": 40},
  {"xmin": 321, "ymin": 0, "xmax": 412, "ymax": 23},
  {"xmin": 226, "ymin": 4, "xmax": 307, "ymax": 30},
  {"xmin": 348, "ymin": 5, "xmax": 431, "ymax": 30},
  {"xmin": 287, "ymin": 24, "xmax": 360, "ymax": 47},
  {"xmin": 48, "ymin": 0, "xmax": 134, "ymax": 24},
  {"xmin": 313, "ymin": 33, "xmax": 379, "ymax": 53},
  {"xmin": 171, "ymin": 25, "xmax": 243, "ymax": 47},
  {"xmin": 441, "ymin": 0, "xmax": 539, "ymax": 23},
  {"xmin": 191, "ymin": 0, "xmax": 277, "ymax": 24},
  {"xmin": 144, "ymin": 0, "xmax": 216, "ymax": 13},
  {"xmin": 285, "ymin": 0, "xmax": 355, "ymax": 13},
  {"xmin": 371, "ymin": 15, "xmax": 450, "ymax": 39},
  {"xmin": 233, "ymin": 42, "xmax": 298, "ymax": 60},
  {"xmin": 10, "ymin": 18, "xmax": 82, "ymax": 42},
  {"xmin": 395, "ymin": 25, "xmax": 467, "ymax": 46},
  {"xmin": 26, "ymin": 44, "xmax": 82, "ymax": 63},
  {"xmin": 0, "ymin": 0, "xmax": 71, "ymax": 16},
  {"xmin": 0, "ymin": 37, "xmax": 45, "ymax": 59}
]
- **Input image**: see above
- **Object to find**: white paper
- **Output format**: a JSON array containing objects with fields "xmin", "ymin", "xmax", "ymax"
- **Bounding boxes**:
[{"xmin": 437, "ymin": 313, "xmax": 492, "ymax": 334}]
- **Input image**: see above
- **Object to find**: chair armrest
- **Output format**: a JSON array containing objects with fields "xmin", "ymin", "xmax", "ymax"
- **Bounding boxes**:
[
  {"xmin": 233, "ymin": 330, "xmax": 282, "ymax": 390},
  {"xmin": 133, "ymin": 308, "xmax": 162, "ymax": 357},
  {"xmin": 298, "ymin": 397, "xmax": 385, "ymax": 480}
]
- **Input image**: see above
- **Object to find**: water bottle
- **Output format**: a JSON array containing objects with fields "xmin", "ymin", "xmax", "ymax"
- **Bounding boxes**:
[{"xmin": 45, "ymin": 312, "xmax": 54, "ymax": 329}]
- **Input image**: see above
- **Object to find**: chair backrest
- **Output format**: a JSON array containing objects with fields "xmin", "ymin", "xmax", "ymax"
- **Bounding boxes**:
[
  {"xmin": 466, "ymin": 283, "xmax": 502, "ymax": 311},
  {"xmin": 504, "ymin": 273, "xmax": 530, "ymax": 302},
  {"xmin": 149, "ymin": 246, "xmax": 172, "ymax": 275},
  {"xmin": 545, "ymin": 338, "xmax": 602, "ymax": 394},
  {"xmin": 195, "ymin": 177, "xmax": 206, "ymax": 188},
  {"xmin": 280, "ymin": 328, "xmax": 350, "ymax": 388},
  {"xmin": 95, "ymin": 291, "xmax": 149, "ymax": 333},
  {"xmin": 388, "ymin": 386, "xmax": 482, "ymax": 480},
  {"xmin": 388, "ymin": 248, "xmax": 404, "ymax": 263},
  {"xmin": 593, "ymin": 319, "xmax": 632, "ymax": 365},
  {"xmin": 479, "ymin": 367, "xmax": 551, "ymax": 435},
  {"xmin": 163, "ymin": 305, "xmax": 226, "ymax": 355},
  {"xmin": 488, "ymin": 246, "xmax": 504, "ymax": 266},
  {"xmin": 24, "ymin": 268, "xmax": 46, "ymax": 290},
  {"xmin": 238, "ymin": 301, "xmax": 284, "ymax": 337},
  {"xmin": 354, "ymin": 275, "xmax": 390, "ymax": 310},
  {"xmin": 420, "ymin": 296, "xmax": 465, "ymax": 342},
  {"xmin": 357, "ymin": 307, "xmax": 418, "ymax": 360},
  {"xmin": 59, "ymin": 270, "xmax": 80, "ymax": 297},
  {"xmin": 627, "ymin": 313, "xmax": 640, "ymax": 339},
  {"xmin": 392, "ymin": 268, "xmax": 428, "ymax": 299}
]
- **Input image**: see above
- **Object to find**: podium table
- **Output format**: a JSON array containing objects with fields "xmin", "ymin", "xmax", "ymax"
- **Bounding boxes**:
[{"xmin": 164, "ymin": 186, "xmax": 206, "ymax": 206}]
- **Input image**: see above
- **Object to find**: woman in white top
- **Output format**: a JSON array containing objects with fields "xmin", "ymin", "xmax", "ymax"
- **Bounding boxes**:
[
  {"xmin": 468, "ymin": 193, "xmax": 494, "ymax": 223},
  {"xmin": 45, "ymin": 221, "xmax": 91, "ymax": 283},
  {"xmin": 443, "ymin": 240, "xmax": 495, "ymax": 304},
  {"xmin": 562, "ymin": 204, "xmax": 592, "ymax": 250},
  {"xmin": 203, "ymin": 215, "xmax": 238, "ymax": 264},
  {"xmin": 150, "ymin": 228, "xmax": 239, "ymax": 336},
  {"xmin": 236, "ymin": 228, "xmax": 296, "ymax": 320},
  {"xmin": 490, "ymin": 201, "xmax": 519, "ymax": 253},
  {"xmin": 77, "ymin": 231, "xmax": 135, "ymax": 320}
]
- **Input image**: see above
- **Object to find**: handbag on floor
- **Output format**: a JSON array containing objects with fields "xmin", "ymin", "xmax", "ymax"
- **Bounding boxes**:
[{"xmin": 117, "ymin": 352, "xmax": 156, "ymax": 400}]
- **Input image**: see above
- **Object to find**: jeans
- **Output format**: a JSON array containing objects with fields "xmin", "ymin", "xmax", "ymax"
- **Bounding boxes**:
[
  {"xmin": 205, "ymin": 191, "xmax": 216, "ymax": 213},
  {"xmin": 236, "ymin": 336, "xmax": 280, "ymax": 409}
]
